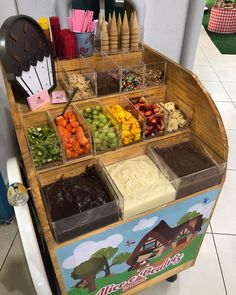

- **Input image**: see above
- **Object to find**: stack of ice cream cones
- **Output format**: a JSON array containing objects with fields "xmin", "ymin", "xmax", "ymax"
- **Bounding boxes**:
[
  {"xmin": 130, "ymin": 12, "xmax": 139, "ymax": 51},
  {"xmin": 109, "ymin": 12, "xmax": 118, "ymax": 53},
  {"xmin": 101, "ymin": 18, "xmax": 109, "ymax": 52},
  {"xmin": 121, "ymin": 11, "xmax": 130, "ymax": 51},
  {"xmin": 117, "ymin": 13, "xmax": 122, "ymax": 49}
]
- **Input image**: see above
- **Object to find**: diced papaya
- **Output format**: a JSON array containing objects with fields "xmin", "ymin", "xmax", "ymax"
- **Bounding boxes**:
[
  {"xmin": 76, "ymin": 126, "xmax": 83, "ymax": 133},
  {"xmin": 70, "ymin": 151, "xmax": 78, "ymax": 158},
  {"xmin": 66, "ymin": 124, "xmax": 73, "ymax": 133},
  {"xmin": 79, "ymin": 135, "xmax": 89, "ymax": 146},
  {"xmin": 64, "ymin": 142, "xmax": 72, "ymax": 149},
  {"xmin": 69, "ymin": 113, "xmax": 77, "ymax": 123},
  {"xmin": 71, "ymin": 121, "xmax": 79, "ymax": 128},
  {"xmin": 55, "ymin": 115, "xmax": 64, "ymax": 126},
  {"xmin": 85, "ymin": 143, "xmax": 91, "ymax": 151},
  {"xmin": 78, "ymin": 148, "xmax": 85, "ymax": 155},
  {"xmin": 63, "ymin": 113, "xmax": 69, "ymax": 121},
  {"xmin": 73, "ymin": 141, "xmax": 81, "ymax": 152},
  {"xmin": 65, "ymin": 149, "xmax": 72, "ymax": 159}
]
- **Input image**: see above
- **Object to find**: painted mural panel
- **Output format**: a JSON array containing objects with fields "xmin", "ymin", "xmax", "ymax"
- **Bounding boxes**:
[{"xmin": 57, "ymin": 188, "xmax": 219, "ymax": 295}]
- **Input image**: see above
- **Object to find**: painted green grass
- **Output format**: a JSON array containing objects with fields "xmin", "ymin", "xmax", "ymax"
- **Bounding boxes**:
[
  {"xmin": 203, "ymin": 0, "xmax": 236, "ymax": 54},
  {"xmin": 68, "ymin": 235, "xmax": 204, "ymax": 295}
]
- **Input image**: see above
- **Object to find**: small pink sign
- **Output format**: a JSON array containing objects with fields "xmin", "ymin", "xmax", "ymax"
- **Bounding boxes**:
[
  {"xmin": 51, "ymin": 91, "xmax": 67, "ymax": 104},
  {"xmin": 27, "ymin": 90, "xmax": 50, "ymax": 111}
]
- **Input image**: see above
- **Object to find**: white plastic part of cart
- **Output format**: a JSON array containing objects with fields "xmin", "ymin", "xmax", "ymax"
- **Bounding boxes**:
[{"xmin": 7, "ymin": 157, "xmax": 52, "ymax": 295}]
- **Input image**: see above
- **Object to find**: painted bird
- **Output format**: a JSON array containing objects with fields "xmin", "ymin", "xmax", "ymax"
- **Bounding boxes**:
[
  {"xmin": 203, "ymin": 197, "xmax": 209, "ymax": 204},
  {"xmin": 126, "ymin": 240, "xmax": 136, "ymax": 247}
]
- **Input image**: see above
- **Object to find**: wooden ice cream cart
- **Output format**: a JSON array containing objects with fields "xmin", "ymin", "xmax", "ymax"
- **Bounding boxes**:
[{"xmin": 3, "ymin": 44, "xmax": 228, "ymax": 295}]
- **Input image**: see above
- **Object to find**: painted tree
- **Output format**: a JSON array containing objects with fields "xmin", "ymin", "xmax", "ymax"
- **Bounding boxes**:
[
  {"xmin": 71, "ymin": 247, "xmax": 131, "ymax": 291},
  {"xmin": 92, "ymin": 247, "xmax": 131, "ymax": 277},
  {"xmin": 71, "ymin": 257, "xmax": 105, "ymax": 292},
  {"xmin": 177, "ymin": 211, "xmax": 201, "ymax": 225}
]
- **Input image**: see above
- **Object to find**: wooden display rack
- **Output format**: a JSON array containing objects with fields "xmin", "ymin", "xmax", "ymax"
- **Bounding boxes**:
[{"xmin": 4, "ymin": 45, "xmax": 228, "ymax": 295}]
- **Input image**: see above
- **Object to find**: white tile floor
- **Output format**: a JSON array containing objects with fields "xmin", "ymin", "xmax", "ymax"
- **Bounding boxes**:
[{"xmin": 1, "ymin": 26, "xmax": 236, "ymax": 295}]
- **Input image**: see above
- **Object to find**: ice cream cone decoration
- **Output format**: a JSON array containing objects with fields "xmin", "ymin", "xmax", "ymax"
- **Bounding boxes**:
[
  {"xmin": 121, "ymin": 11, "xmax": 130, "ymax": 51},
  {"xmin": 109, "ymin": 12, "xmax": 118, "ymax": 53},
  {"xmin": 101, "ymin": 18, "xmax": 109, "ymax": 52},
  {"xmin": 130, "ymin": 11, "xmax": 139, "ymax": 50}
]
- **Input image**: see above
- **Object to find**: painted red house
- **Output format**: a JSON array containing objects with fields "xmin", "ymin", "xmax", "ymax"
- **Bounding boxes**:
[{"xmin": 127, "ymin": 215, "xmax": 203, "ymax": 270}]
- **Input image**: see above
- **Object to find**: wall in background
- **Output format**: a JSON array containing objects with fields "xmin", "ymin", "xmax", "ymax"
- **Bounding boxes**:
[
  {"xmin": 0, "ymin": 0, "xmax": 19, "ymax": 183},
  {"xmin": 131, "ymin": 0, "xmax": 190, "ymax": 63},
  {"xmin": 15, "ymin": 0, "xmax": 56, "ymax": 21}
]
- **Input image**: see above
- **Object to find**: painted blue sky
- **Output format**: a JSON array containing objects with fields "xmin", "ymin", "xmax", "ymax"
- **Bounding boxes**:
[{"xmin": 57, "ymin": 188, "xmax": 219, "ymax": 291}]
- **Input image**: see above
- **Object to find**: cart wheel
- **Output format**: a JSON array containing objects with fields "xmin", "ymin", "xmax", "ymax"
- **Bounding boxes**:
[{"xmin": 166, "ymin": 274, "xmax": 177, "ymax": 283}]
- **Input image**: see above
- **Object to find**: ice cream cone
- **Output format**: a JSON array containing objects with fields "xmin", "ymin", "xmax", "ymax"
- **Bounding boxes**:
[
  {"xmin": 130, "ymin": 12, "xmax": 134, "ymax": 23},
  {"xmin": 98, "ymin": 13, "xmax": 102, "ymax": 30},
  {"xmin": 130, "ymin": 12, "xmax": 139, "ymax": 50},
  {"xmin": 117, "ymin": 13, "xmax": 122, "ymax": 36},
  {"xmin": 102, "ymin": 19, "xmax": 109, "ymax": 40},
  {"xmin": 131, "ymin": 12, "xmax": 139, "ymax": 32},
  {"xmin": 121, "ymin": 11, "xmax": 129, "ymax": 36},
  {"xmin": 109, "ymin": 12, "xmax": 118, "ymax": 34},
  {"xmin": 121, "ymin": 11, "xmax": 130, "ymax": 50},
  {"xmin": 109, "ymin": 11, "xmax": 118, "ymax": 51},
  {"xmin": 108, "ymin": 13, "xmax": 112, "ymax": 32},
  {"xmin": 101, "ymin": 18, "xmax": 110, "ymax": 52}
]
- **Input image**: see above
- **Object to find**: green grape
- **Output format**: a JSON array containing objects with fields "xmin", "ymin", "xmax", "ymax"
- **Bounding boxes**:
[{"xmin": 95, "ymin": 105, "xmax": 101, "ymax": 111}]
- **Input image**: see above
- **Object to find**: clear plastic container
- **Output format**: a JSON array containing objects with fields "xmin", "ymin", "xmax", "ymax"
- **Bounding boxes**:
[
  {"xmin": 103, "ymin": 97, "xmax": 145, "ymax": 146},
  {"xmin": 56, "ymin": 57, "xmax": 97, "ymax": 101},
  {"xmin": 40, "ymin": 159, "xmax": 121, "ymax": 243},
  {"xmin": 128, "ymin": 94, "xmax": 169, "ymax": 139},
  {"xmin": 101, "ymin": 152, "xmax": 180, "ymax": 220},
  {"xmin": 76, "ymin": 101, "xmax": 121, "ymax": 154},
  {"xmin": 21, "ymin": 112, "xmax": 64, "ymax": 171},
  {"xmin": 147, "ymin": 139, "xmax": 226, "ymax": 199},
  {"xmin": 89, "ymin": 53, "xmax": 121, "ymax": 96},
  {"xmin": 48, "ymin": 105, "xmax": 92, "ymax": 160},
  {"xmin": 144, "ymin": 61, "xmax": 167, "ymax": 88},
  {"xmin": 161, "ymin": 99, "xmax": 193, "ymax": 133},
  {"xmin": 115, "ymin": 54, "xmax": 145, "ymax": 92}
]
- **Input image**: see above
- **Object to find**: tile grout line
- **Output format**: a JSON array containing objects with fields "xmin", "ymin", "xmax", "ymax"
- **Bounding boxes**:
[
  {"xmin": 211, "ymin": 232, "xmax": 236, "ymax": 237},
  {"xmin": 210, "ymin": 224, "xmax": 228, "ymax": 295},
  {"xmin": 198, "ymin": 39, "xmax": 236, "ymax": 105},
  {"xmin": 0, "ymin": 231, "xmax": 18, "ymax": 272}
]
